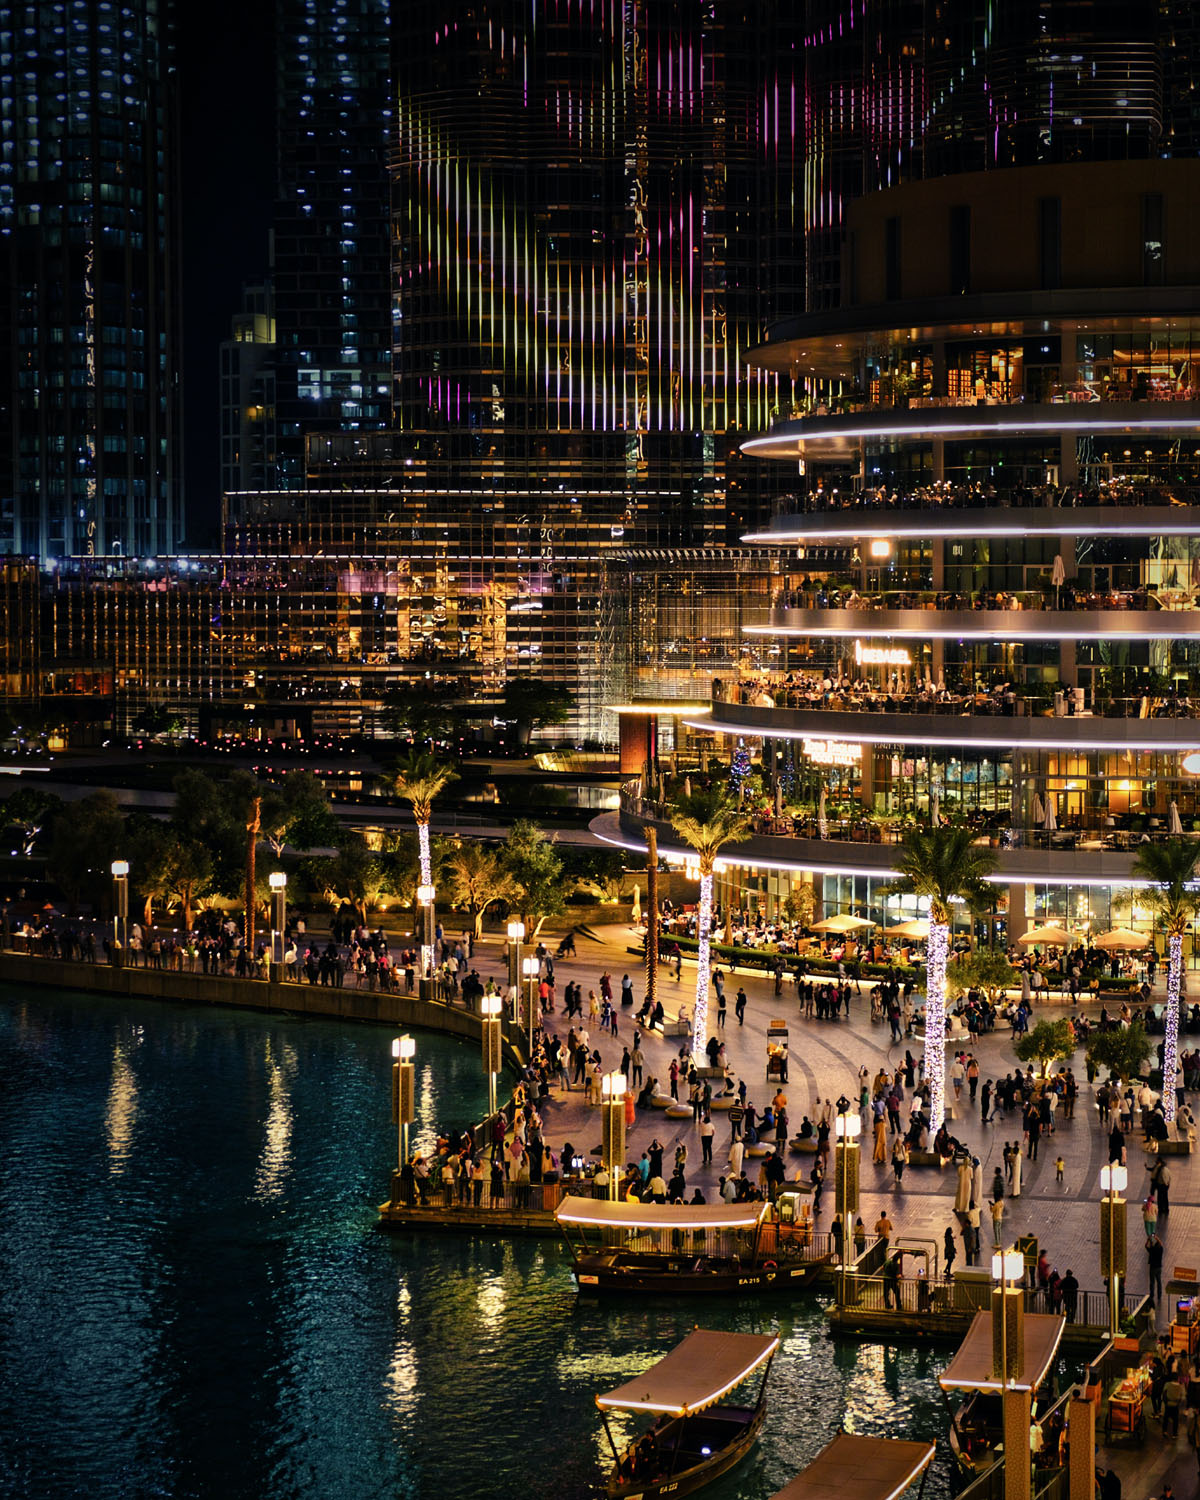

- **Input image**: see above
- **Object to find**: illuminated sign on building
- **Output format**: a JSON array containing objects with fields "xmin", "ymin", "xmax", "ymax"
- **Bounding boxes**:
[
  {"xmin": 854, "ymin": 640, "xmax": 912, "ymax": 667},
  {"xmin": 803, "ymin": 738, "xmax": 863, "ymax": 768}
]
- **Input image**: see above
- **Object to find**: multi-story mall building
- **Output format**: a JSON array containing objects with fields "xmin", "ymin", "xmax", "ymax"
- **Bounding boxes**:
[{"xmin": 601, "ymin": 4, "xmax": 1200, "ymax": 945}]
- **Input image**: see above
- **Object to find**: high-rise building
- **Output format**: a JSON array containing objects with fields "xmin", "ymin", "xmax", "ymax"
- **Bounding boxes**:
[
  {"xmin": 271, "ymin": 0, "xmax": 393, "ymax": 488},
  {"xmin": 0, "ymin": 0, "xmax": 183, "ymax": 559},
  {"xmin": 219, "ymin": 281, "xmax": 277, "ymax": 496}
]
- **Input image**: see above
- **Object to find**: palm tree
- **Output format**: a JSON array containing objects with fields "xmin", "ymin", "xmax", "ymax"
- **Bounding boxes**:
[
  {"xmin": 669, "ymin": 790, "xmax": 752, "ymax": 1057},
  {"xmin": 392, "ymin": 752, "xmax": 458, "ymax": 887},
  {"xmin": 886, "ymin": 825, "xmax": 997, "ymax": 1133},
  {"xmin": 1132, "ymin": 837, "xmax": 1200, "ymax": 1122},
  {"xmin": 444, "ymin": 842, "xmax": 516, "ymax": 938}
]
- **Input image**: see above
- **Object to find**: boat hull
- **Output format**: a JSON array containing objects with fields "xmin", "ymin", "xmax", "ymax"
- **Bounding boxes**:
[
  {"xmin": 575, "ymin": 1251, "xmax": 823, "ymax": 1295},
  {"xmin": 606, "ymin": 1404, "xmax": 764, "ymax": 1499}
]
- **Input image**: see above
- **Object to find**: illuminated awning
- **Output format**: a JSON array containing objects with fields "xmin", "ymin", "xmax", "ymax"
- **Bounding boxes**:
[
  {"xmin": 556, "ymin": 1196, "xmax": 767, "ymax": 1231},
  {"xmin": 768, "ymin": 1432, "xmax": 936, "ymax": 1500},
  {"xmin": 939, "ymin": 1311, "xmax": 1065, "ymax": 1394},
  {"xmin": 596, "ymin": 1329, "xmax": 779, "ymax": 1415}
]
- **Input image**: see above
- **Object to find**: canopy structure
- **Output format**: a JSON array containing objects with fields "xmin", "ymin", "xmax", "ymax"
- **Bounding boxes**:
[
  {"xmin": 1093, "ymin": 928, "xmax": 1151, "ymax": 951},
  {"xmin": 556, "ymin": 1196, "xmax": 767, "ymax": 1232},
  {"xmin": 596, "ymin": 1330, "xmax": 779, "ymax": 1415},
  {"xmin": 886, "ymin": 919, "xmax": 930, "ymax": 940},
  {"xmin": 811, "ymin": 913, "xmax": 876, "ymax": 934},
  {"xmin": 1017, "ymin": 925, "xmax": 1074, "ymax": 948},
  {"xmin": 767, "ymin": 1432, "xmax": 936, "ymax": 1500},
  {"xmin": 939, "ymin": 1311, "xmax": 1065, "ymax": 1394}
]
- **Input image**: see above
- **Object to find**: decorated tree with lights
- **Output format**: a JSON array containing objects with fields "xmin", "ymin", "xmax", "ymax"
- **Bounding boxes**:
[
  {"xmin": 1131, "ymin": 837, "xmax": 1200, "ymax": 1120},
  {"xmin": 670, "ymin": 789, "xmax": 752, "ymax": 1057},
  {"xmin": 885, "ymin": 825, "xmax": 997, "ymax": 1132},
  {"xmin": 392, "ymin": 751, "xmax": 458, "ymax": 887},
  {"xmin": 728, "ymin": 740, "xmax": 753, "ymax": 796}
]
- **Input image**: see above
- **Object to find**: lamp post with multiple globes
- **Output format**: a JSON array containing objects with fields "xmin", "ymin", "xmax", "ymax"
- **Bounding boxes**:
[
  {"xmin": 110, "ymin": 860, "xmax": 129, "ymax": 953},
  {"xmin": 268, "ymin": 871, "xmax": 287, "ymax": 976},
  {"xmin": 991, "ymin": 1247, "xmax": 1028, "ymax": 1500},
  {"xmin": 833, "ymin": 1095, "xmax": 861, "ymax": 1305},
  {"xmin": 601, "ymin": 1071, "xmax": 626, "ymax": 1201},
  {"xmin": 522, "ymin": 956, "xmax": 540, "ymax": 1055},
  {"xmin": 391, "ymin": 1034, "xmax": 416, "ymax": 1169},
  {"xmin": 1100, "ymin": 1162, "xmax": 1128, "ymax": 1339},
  {"xmin": 481, "ymin": 995, "xmax": 503, "ymax": 1119}
]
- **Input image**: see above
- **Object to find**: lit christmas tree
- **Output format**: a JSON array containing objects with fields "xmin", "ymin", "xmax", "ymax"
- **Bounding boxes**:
[{"xmin": 729, "ymin": 739, "xmax": 753, "ymax": 795}]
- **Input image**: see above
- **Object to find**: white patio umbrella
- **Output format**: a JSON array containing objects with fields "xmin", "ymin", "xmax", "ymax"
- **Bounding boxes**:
[
  {"xmin": 630, "ymin": 884, "xmax": 641, "ymax": 923},
  {"xmin": 886, "ymin": 918, "xmax": 930, "ymax": 940},
  {"xmin": 930, "ymin": 789, "xmax": 940, "ymax": 826},
  {"xmin": 1031, "ymin": 792, "xmax": 1045, "ymax": 826},
  {"xmin": 1017, "ymin": 924, "xmax": 1075, "ymax": 947},
  {"xmin": 811, "ymin": 913, "xmax": 877, "ymax": 934},
  {"xmin": 1051, "ymin": 554, "xmax": 1066, "ymax": 588},
  {"xmin": 775, "ymin": 782, "xmax": 784, "ymax": 816},
  {"xmin": 1094, "ymin": 927, "xmax": 1151, "ymax": 951},
  {"xmin": 1169, "ymin": 799, "xmax": 1184, "ymax": 835},
  {"xmin": 817, "ymin": 786, "xmax": 828, "ymax": 840},
  {"xmin": 684, "ymin": 775, "xmax": 692, "ymax": 799},
  {"xmin": 1043, "ymin": 794, "xmax": 1057, "ymax": 832}
]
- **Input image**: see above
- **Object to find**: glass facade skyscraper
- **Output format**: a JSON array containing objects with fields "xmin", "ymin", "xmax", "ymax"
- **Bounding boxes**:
[
  {"xmin": 0, "ymin": 0, "xmax": 183, "ymax": 558},
  {"xmin": 271, "ymin": 0, "xmax": 393, "ymax": 488}
]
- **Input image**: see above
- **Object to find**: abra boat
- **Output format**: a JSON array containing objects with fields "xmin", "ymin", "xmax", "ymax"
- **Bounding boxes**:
[
  {"xmin": 939, "ymin": 1310, "xmax": 1065, "ymax": 1477},
  {"xmin": 556, "ymin": 1196, "xmax": 832, "ymax": 1295},
  {"xmin": 597, "ymin": 1328, "xmax": 779, "ymax": 1499},
  {"xmin": 766, "ymin": 1431, "xmax": 936, "ymax": 1500}
]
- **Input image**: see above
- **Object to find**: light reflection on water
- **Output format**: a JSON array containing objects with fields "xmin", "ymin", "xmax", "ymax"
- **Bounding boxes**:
[{"xmin": 0, "ymin": 986, "xmax": 957, "ymax": 1500}]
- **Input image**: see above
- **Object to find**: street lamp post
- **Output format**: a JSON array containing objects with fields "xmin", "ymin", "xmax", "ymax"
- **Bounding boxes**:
[
  {"xmin": 522, "ymin": 955, "xmax": 540, "ymax": 1056},
  {"xmin": 481, "ymin": 995, "xmax": 503, "ymax": 1120},
  {"xmin": 1100, "ymin": 1163, "xmax": 1128, "ymax": 1339},
  {"xmin": 834, "ymin": 1095, "xmax": 861, "ymax": 1306},
  {"xmin": 391, "ymin": 1034, "xmax": 416, "ymax": 1170},
  {"xmin": 506, "ymin": 919, "xmax": 525, "ymax": 1001},
  {"xmin": 416, "ymin": 882, "xmax": 436, "ymax": 994},
  {"xmin": 110, "ymin": 860, "xmax": 129, "ymax": 955},
  {"xmin": 268, "ymin": 871, "xmax": 287, "ymax": 979},
  {"xmin": 601, "ymin": 1071, "xmax": 626, "ymax": 1201},
  {"xmin": 991, "ymin": 1247, "xmax": 1028, "ymax": 1500}
]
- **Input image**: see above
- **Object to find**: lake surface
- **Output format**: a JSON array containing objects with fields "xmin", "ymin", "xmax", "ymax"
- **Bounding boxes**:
[{"xmin": 0, "ymin": 985, "xmax": 956, "ymax": 1500}]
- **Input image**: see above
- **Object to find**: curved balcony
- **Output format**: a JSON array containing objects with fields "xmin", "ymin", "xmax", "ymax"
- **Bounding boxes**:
[
  {"xmin": 743, "ymin": 503, "xmax": 1200, "ymax": 545},
  {"xmin": 591, "ymin": 793, "xmax": 1142, "ymax": 887},
  {"xmin": 741, "ymin": 399, "xmax": 1200, "ymax": 462},
  {"xmin": 751, "ymin": 603, "xmax": 1200, "ymax": 644},
  {"xmin": 688, "ymin": 700, "xmax": 1200, "ymax": 755}
]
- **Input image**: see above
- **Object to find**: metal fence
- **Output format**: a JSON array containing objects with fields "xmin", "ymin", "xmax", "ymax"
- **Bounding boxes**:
[{"xmin": 839, "ymin": 1272, "xmax": 1124, "ymax": 1331}]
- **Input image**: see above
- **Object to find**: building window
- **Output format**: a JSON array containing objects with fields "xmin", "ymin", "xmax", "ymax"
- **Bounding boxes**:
[
  {"xmin": 949, "ymin": 204, "xmax": 970, "ymax": 296},
  {"xmin": 885, "ymin": 216, "xmax": 901, "ymax": 301},
  {"xmin": 1038, "ymin": 197, "xmax": 1061, "ymax": 291},
  {"xmin": 1141, "ymin": 193, "xmax": 1164, "ymax": 286}
]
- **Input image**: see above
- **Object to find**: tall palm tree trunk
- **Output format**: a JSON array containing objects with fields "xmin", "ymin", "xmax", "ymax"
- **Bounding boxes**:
[
  {"xmin": 245, "ymin": 795, "xmax": 261, "ymax": 953},
  {"xmin": 417, "ymin": 820, "xmax": 432, "ymax": 888},
  {"xmin": 692, "ymin": 867, "xmax": 714, "ymax": 1056},
  {"xmin": 645, "ymin": 826, "xmax": 658, "ymax": 1012},
  {"xmin": 925, "ymin": 918, "xmax": 949, "ymax": 1133},
  {"xmin": 1164, "ymin": 930, "xmax": 1183, "ymax": 1123}
]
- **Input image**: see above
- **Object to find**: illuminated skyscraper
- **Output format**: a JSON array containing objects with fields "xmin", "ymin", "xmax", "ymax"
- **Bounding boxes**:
[
  {"xmin": 272, "ymin": 0, "xmax": 393, "ymax": 487},
  {"xmin": 0, "ymin": 0, "xmax": 183, "ymax": 558}
]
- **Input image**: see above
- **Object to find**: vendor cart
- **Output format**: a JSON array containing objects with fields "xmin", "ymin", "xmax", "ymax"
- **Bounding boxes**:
[{"xmin": 766, "ymin": 1020, "xmax": 789, "ymax": 1082}]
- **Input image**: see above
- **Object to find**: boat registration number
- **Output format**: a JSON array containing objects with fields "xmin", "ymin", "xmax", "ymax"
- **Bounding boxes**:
[{"xmin": 579, "ymin": 1275, "xmax": 599, "ymax": 1285}]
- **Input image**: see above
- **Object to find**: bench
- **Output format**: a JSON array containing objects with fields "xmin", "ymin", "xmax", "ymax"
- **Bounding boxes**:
[
  {"xmin": 788, "ymin": 1137, "xmax": 818, "ymax": 1154},
  {"xmin": 663, "ymin": 1019, "xmax": 691, "ymax": 1038},
  {"xmin": 906, "ymin": 1149, "xmax": 945, "ymax": 1168},
  {"xmin": 1155, "ymin": 1138, "xmax": 1192, "ymax": 1156}
]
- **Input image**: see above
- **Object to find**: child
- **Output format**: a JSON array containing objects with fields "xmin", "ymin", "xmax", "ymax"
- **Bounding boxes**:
[{"xmin": 1055, "ymin": 1154, "xmax": 1065, "ymax": 1184}]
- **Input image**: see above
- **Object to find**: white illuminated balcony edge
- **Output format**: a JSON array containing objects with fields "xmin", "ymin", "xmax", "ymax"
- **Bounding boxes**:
[{"xmin": 741, "ymin": 505, "xmax": 1200, "ymax": 544}]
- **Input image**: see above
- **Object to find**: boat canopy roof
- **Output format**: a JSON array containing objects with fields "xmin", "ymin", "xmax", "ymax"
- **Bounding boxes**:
[
  {"xmin": 767, "ymin": 1432, "xmax": 936, "ymax": 1500},
  {"xmin": 596, "ymin": 1330, "xmax": 780, "ymax": 1416},
  {"xmin": 939, "ymin": 1311, "xmax": 1066, "ymax": 1394},
  {"xmin": 556, "ymin": 1196, "xmax": 767, "ymax": 1231}
]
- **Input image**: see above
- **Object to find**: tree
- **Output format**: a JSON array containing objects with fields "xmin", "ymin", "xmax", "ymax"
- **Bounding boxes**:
[
  {"xmin": 382, "ymin": 681, "xmax": 461, "ymax": 746},
  {"xmin": 501, "ymin": 819, "xmax": 566, "ymax": 935},
  {"xmin": 259, "ymin": 771, "xmax": 339, "ymax": 855},
  {"xmin": 1132, "ymin": 838, "xmax": 1200, "ymax": 1121},
  {"xmin": 501, "ymin": 676, "xmax": 573, "ymax": 745},
  {"xmin": 1085, "ymin": 1022, "xmax": 1153, "ymax": 1089},
  {"xmin": 392, "ymin": 751, "xmax": 458, "ymax": 888},
  {"xmin": 444, "ymin": 841, "xmax": 516, "ymax": 937},
  {"xmin": 171, "ymin": 769, "xmax": 251, "ymax": 895},
  {"xmin": 122, "ymin": 814, "xmax": 175, "ymax": 925},
  {"xmin": 1014, "ymin": 1018, "xmax": 1076, "ymax": 1077},
  {"xmin": 783, "ymin": 882, "xmax": 816, "ymax": 928},
  {"xmin": 947, "ymin": 948, "xmax": 1018, "ymax": 1003},
  {"xmin": 309, "ymin": 833, "xmax": 388, "ymax": 926},
  {"xmin": 160, "ymin": 840, "xmax": 214, "ymax": 931},
  {"xmin": 0, "ymin": 785, "xmax": 62, "ymax": 855},
  {"xmin": 46, "ymin": 791, "xmax": 125, "ymax": 914},
  {"xmin": 884, "ymin": 825, "xmax": 998, "ymax": 1133},
  {"xmin": 669, "ymin": 789, "xmax": 752, "ymax": 1056}
]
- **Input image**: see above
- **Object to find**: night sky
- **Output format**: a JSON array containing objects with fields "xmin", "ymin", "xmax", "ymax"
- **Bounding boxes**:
[{"xmin": 178, "ymin": 0, "xmax": 276, "ymax": 544}]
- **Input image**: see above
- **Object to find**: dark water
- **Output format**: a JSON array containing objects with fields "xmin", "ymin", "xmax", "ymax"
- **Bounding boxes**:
[{"xmin": 0, "ymin": 986, "xmax": 956, "ymax": 1500}]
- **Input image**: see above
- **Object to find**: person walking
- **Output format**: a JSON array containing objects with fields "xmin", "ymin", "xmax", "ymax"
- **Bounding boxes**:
[
  {"xmin": 892, "ymin": 1136, "xmax": 908, "ymax": 1189},
  {"xmin": 944, "ymin": 1225, "xmax": 957, "ymax": 1280},
  {"xmin": 716, "ymin": 985, "xmax": 727, "ymax": 1029},
  {"xmin": 735, "ymin": 986, "xmax": 748, "ymax": 1026},
  {"xmin": 873, "ymin": 1102, "xmax": 888, "ymax": 1164},
  {"xmin": 1010, "ymin": 1146, "xmax": 1022, "ymax": 1199},
  {"xmin": 728, "ymin": 1098, "xmax": 744, "ymax": 1140},
  {"xmin": 1147, "ymin": 1231, "xmax": 1165, "ymax": 1304},
  {"xmin": 1151, "ymin": 1157, "xmax": 1172, "ymax": 1216},
  {"xmin": 700, "ymin": 1114, "xmax": 714, "ymax": 1165},
  {"xmin": 990, "ymin": 1195, "xmax": 1005, "ymax": 1248},
  {"xmin": 1143, "ymin": 1195, "xmax": 1158, "ymax": 1240}
]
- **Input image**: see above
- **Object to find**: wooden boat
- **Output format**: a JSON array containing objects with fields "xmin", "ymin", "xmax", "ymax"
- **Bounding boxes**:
[
  {"xmin": 766, "ymin": 1431, "xmax": 936, "ymax": 1500},
  {"xmin": 597, "ymin": 1328, "xmax": 779, "ymax": 1499},
  {"xmin": 939, "ymin": 1310, "xmax": 1065, "ymax": 1477},
  {"xmin": 556, "ymin": 1196, "xmax": 832, "ymax": 1295}
]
